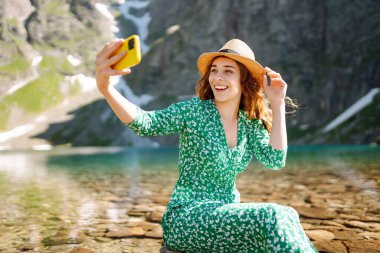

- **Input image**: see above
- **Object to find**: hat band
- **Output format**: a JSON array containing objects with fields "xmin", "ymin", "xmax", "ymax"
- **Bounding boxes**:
[{"xmin": 218, "ymin": 49, "xmax": 239, "ymax": 54}]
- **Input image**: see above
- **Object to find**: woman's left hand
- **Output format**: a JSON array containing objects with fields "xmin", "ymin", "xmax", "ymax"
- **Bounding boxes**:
[{"xmin": 262, "ymin": 66, "xmax": 288, "ymax": 106}]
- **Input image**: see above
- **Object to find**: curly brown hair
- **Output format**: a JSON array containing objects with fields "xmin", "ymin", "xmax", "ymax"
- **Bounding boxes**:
[
  {"xmin": 196, "ymin": 56, "xmax": 299, "ymax": 132},
  {"xmin": 196, "ymin": 56, "xmax": 298, "ymax": 132}
]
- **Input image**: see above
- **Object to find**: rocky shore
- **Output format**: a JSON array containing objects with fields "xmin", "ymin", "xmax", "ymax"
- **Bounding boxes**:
[{"xmin": 0, "ymin": 158, "xmax": 379, "ymax": 253}]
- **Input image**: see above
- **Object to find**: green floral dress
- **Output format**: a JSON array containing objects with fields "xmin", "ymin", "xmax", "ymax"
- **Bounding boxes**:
[{"xmin": 126, "ymin": 97, "xmax": 318, "ymax": 253}]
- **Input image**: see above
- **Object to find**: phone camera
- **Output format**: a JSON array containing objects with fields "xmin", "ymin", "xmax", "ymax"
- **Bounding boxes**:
[{"xmin": 128, "ymin": 38, "xmax": 135, "ymax": 50}]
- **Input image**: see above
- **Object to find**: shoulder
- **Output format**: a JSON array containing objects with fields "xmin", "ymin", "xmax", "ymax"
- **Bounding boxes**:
[
  {"xmin": 174, "ymin": 96, "xmax": 199, "ymax": 104},
  {"xmin": 240, "ymin": 111, "xmax": 267, "ymax": 132},
  {"xmin": 168, "ymin": 97, "xmax": 203, "ymax": 118},
  {"xmin": 175, "ymin": 96, "xmax": 205, "ymax": 110}
]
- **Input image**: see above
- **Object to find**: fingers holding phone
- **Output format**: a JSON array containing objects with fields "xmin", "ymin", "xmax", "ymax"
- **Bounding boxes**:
[
  {"xmin": 96, "ymin": 39, "xmax": 132, "ymax": 78},
  {"xmin": 111, "ymin": 35, "xmax": 141, "ymax": 70},
  {"xmin": 95, "ymin": 35, "xmax": 142, "ymax": 94},
  {"xmin": 96, "ymin": 39, "xmax": 132, "ymax": 93}
]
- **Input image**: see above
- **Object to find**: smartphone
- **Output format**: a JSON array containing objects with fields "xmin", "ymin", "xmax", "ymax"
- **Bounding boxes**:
[{"xmin": 112, "ymin": 35, "xmax": 142, "ymax": 70}]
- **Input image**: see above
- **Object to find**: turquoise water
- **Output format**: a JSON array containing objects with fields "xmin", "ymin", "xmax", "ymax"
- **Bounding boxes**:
[{"xmin": 0, "ymin": 145, "xmax": 379, "ymax": 252}]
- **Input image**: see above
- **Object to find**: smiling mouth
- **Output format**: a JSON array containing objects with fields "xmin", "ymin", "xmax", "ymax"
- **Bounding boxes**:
[{"xmin": 214, "ymin": 85, "xmax": 228, "ymax": 91}]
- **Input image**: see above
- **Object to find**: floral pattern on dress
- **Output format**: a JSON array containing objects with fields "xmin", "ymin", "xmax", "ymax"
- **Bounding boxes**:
[{"xmin": 125, "ymin": 97, "xmax": 318, "ymax": 253}]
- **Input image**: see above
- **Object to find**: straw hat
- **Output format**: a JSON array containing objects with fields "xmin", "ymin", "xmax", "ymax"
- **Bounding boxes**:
[{"xmin": 197, "ymin": 39, "xmax": 265, "ymax": 84}]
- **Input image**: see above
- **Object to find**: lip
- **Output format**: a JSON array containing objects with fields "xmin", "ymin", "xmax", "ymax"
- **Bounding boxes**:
[{"xmin": 213, "ymin": 85, "xmax": 228, "ymax": 91}]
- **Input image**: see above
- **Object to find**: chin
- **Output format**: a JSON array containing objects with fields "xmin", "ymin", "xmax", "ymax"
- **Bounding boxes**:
[
  {"xmin": 212, "ymin": 92, "xmax": 240, "ymax": 103},
  {"xmin": 213, "ymin": 95, "xmax": 234, "ymax": 103}
]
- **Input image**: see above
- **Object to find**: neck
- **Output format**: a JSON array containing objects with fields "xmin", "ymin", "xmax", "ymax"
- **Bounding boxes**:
[{"xmin": 214, "ymin": 98, "xmax": 240, "ymax": 120}]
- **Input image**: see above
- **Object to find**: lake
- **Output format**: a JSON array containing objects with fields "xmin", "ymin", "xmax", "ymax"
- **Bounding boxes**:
[{"xmin": 0, "ymin": 145, "xmax": 379, "ymax": 253}]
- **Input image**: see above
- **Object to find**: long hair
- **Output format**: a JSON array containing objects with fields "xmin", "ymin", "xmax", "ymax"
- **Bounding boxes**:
[{"xmin": 196, "ymin": 57, "xmax": 298, "ymax": 132}]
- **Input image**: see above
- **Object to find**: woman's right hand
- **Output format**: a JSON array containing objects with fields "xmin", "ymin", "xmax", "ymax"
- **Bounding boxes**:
[{"xmin": 95, "ymin": 39, "xmax": 132, "ymax": 94}]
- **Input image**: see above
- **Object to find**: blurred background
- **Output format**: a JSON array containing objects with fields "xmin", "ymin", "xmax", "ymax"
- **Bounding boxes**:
[
  {"xmin": 1, "ymin": 0, "xmax": 379, "ymax": 149},
  {"xmin": 0, "ymin": 1, "xmax": 380, "ymax": 253}
]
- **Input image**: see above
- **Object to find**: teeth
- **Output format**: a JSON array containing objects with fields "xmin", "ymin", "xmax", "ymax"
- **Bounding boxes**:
[{"xmin": 215, "ymin": 85, "xmax": 228, "ymax": 90}]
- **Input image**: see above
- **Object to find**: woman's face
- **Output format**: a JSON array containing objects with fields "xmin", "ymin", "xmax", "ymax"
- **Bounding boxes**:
[{"xmin": 209, "ymin": 57, "xmax": 242, "ymax": 103}]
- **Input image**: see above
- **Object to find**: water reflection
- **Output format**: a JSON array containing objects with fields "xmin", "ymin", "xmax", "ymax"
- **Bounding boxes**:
[{"xmin": 0, "ymin": 145, "xmax": 379, "ymax": 252}]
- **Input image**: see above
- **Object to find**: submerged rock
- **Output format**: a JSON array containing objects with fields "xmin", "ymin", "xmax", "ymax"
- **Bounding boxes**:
[{"xmin": 42, "ymin": 230, "xmax": 86, "ymax": 246}]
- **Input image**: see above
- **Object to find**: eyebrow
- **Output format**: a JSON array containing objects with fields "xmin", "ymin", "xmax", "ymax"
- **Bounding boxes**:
[{"xmin": 211, "ymin": 64, "xmax": 236, "ymax": 69}]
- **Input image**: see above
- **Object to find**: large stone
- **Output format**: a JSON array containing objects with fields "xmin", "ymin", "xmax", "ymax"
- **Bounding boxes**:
[
  {"xmin": 305, "ymin": 230, "xmax": 335, "ymax": 241},
  {"xmin": 295, "ymin": 206, "xmax": 337, "ymax": 219},
  {"xmin": 42, "ymin": 230, "xmax": 86, "ymax": 246}
]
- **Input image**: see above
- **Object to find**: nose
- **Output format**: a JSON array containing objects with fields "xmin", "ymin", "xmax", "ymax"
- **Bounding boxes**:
[{"xmin": 212, "ymin": 72, "xmax": 224, "ymax": 82}]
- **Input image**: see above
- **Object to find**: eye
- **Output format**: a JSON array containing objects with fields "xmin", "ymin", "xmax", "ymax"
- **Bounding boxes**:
[
  {"xmin": 225, "ymin": 70, "xmax": 233, "ymax": 74},
  {"xmin": 211, "ymin": 69, "xmax": 217, "ymax": 73}
]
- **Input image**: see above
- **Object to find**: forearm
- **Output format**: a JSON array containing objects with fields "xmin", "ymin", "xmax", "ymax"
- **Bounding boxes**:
[
  {"xmin": 269, "ymin": 100, "xmax": 287, "ymax": 150},
  {"xmin": 101, "ymin": 85, "xmax": 137, "ymax": 124}
]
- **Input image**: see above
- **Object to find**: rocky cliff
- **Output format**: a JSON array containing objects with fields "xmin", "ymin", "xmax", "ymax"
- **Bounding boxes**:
[
  {"xmin": 0, "ymin": 0, "xmax": 117, "ymax": 148},
  {"xmin": 127, "ymin": 0, "xmax": 380, "ymax": 145},
  {"xmin": 1, "ymin": 0, "xmax": 380, "ymax": 148}
]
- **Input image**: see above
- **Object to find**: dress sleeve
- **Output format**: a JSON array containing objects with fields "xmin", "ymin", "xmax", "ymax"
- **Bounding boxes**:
[
  {"xmin": 124, "ymin": 100, "xmax": 188, "ymax": 136},
  {"xmin": 252, "ymin": 120, "xmax": 287, "ymax": 170}
]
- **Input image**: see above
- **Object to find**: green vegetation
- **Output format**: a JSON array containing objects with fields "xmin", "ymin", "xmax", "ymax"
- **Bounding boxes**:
[
  {"xmin": 0, "ymin": 22, "xmax": 30, "ymax": 76},
  {"xmin": 2, "ymin": 71, "xmax": 64, "ymax": 114},
  {"xmin": 44, "ymin": 0, "xmax": 70, "ymax": 17},
  {"xmin": 6, "ymin": 18, "xmax": 18, "ymax": 27},
  {"xmin": 0, "ymin": 53, "xmax": 30, "ymax": 75},
  {"xmin": 0, "ymin": 51, "xmax": 85, "ymax": 131},
  {"xmin": 40, "ymin": 55, "xmax": 75, "ymax": 75},
  {"xmin": 14, "ymin": 72, "xmax": 64, "ymax": 112}
]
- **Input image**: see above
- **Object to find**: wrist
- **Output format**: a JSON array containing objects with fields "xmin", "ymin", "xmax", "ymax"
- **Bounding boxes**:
[
  {"xmin": 98, "ymin": 85, "xmax": 114, "ymax": 97},
  {"xmin": 269, "ymin": 99, "xmax": 285, "ymax": 108}
]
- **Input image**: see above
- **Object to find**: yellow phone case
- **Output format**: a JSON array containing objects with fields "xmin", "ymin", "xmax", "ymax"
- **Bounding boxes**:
[{"xmin": 112, "ymin": 35, "xmax": 141, "ymax": 70}]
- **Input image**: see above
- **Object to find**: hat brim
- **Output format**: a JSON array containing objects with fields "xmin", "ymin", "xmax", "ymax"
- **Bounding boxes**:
[{"xmin": 197, "ymin": 52, "xmax": 265, "ymax": 85}]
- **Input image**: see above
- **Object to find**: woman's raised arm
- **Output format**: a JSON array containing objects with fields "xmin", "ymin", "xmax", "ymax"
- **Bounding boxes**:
[
  {"xmin": 263, "ymin": 66, "xmax": 288, "ymax": 150},
  {"xmin": 95, "ymin": 39, "xmax": 137, "ymax": 125}
]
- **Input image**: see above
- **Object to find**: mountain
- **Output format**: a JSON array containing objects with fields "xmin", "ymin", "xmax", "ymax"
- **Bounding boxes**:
[
  {"xmin": 0, "ymin": 0, "xmax": 117, "ymax": 148},
  {"xmin": 1, "ymin": 0, "xmax": 380, "ymax": 149}
]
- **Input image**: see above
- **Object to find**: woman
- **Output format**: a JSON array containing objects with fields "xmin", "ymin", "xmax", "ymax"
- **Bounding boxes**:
[{"xmin": 96, "ymin": 39, "xmax": 318, "ymax": 252}]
